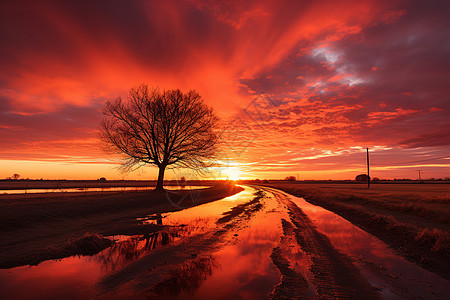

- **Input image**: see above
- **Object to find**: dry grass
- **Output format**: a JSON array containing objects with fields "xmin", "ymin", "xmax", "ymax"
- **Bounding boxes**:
[
  {"xmin": 415, "ymin": 228, "xmax": 450, "ymax": 254},
  {"xmin": 64, "ymin": 232, "xmax": 115, "ymax": 256},
  {"xmin": 27, "ymin": 233, "xmax": 114, "ymax": 266},
  {"xmin": 267, "ymin": 183, "xmax": 450, "ymax": 224}
]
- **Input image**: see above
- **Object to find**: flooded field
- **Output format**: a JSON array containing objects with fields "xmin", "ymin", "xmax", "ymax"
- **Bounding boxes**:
[
  {"xmin": 1, "ymin": 186, "xmax": 449, "ymax": 299},
  {"xmin": 0, "ymin": 186, "xmax": 209, "ymax": 195}
]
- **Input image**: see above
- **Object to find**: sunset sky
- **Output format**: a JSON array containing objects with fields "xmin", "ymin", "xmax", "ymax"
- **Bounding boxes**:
[{"xmin": 1, "ymin": 0, "xmax": 449, "ymax": 180}]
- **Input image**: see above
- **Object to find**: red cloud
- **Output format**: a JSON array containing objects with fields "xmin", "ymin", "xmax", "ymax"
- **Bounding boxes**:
[{"xmin": 1, "ymin": 0, "xmax": 449, "ymax": 179}]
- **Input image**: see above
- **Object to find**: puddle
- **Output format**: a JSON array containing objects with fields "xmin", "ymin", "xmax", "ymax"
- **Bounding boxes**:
[
  {"xmin": 1, "ymin": 185, "xmax": 448, "ymax": 299},
  {"xmin": 0, "ymin": 186, "xmax": 209, "ymax": 195},
  {"xmin": 0, "ymin": 187, "xmax": 281, "ymax": 299},
  {"xmin": 173, "ymin": 190, "xmax": 284, "ymax": 299},
  {"xmin": 278, "ymin": 189, "xmax": 450, "ymax": 299},
  {"xmin": 141, "ymin": 186, "xmax": 256, "ymax": 228}
]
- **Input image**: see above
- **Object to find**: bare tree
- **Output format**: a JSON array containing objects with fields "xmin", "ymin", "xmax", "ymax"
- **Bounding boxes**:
[
  {"xmin": 284, "ymin": 176, "xmax": 296, "ymax": 181},
  {"xmin": 12, "ymin": 174, "xmax": 20, "ymax": 180},
  {"xmin": 100, "ymin": 85, "xmax": 218, "ymax": 190}
]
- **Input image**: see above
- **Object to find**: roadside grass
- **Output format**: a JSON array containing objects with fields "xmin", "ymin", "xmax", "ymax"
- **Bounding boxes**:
[
  {"xmin": 64, "ymin": 232, "xmax": 115, "ymax": 256},
  {"xmin": 415, "ymin": 228, "xmax": 450, "ymax": 253},
  {"xmin": 263, "ymin": 183, "xmax": 450, "ymax": 280}
]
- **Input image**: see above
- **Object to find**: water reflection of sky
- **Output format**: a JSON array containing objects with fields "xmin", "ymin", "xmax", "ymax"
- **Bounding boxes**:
[
  {"xmin": 0, "ymin": 185, "xmax": 209, "ymax": 195},
  {"xmin": 286, "ymin": 192, "xmax": 450, "ymax": 299},
  {"xmin": 1, "ymin": 186, "xmax": 449, "ymax": 299},
  {"xmin": 177, "ymin": 196, "xmax": 283, "ymax": 299},
  {"xmin": 0, "ymin": 186, "xmax": 267, "ymax": 299}
]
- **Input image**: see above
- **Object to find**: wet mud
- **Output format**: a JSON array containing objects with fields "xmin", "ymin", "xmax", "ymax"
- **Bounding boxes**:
[
  {"xmin": 1, "ymin": 186, "xmax": 449, "ymax": 299},
  {"xmin": 272, "ymin": 190, "xmax": 380, "ymax": 299}
]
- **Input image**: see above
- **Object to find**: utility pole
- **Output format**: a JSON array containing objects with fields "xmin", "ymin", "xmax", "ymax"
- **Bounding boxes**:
[
  {"xmin": 367, "ymin": 148, "xmax": 370, "ymax": 188},
  {"xmin": 418, "ymin": 170, "xmax": 422, "ymax": 181}
]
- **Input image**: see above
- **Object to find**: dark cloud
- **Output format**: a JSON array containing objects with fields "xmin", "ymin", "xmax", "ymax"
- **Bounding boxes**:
[
  {"xmin": 0, "ymin": 102, "xmax": 104, "ymax": 159},
  {"xmin": 240, "ymin": 0, "xmax": 450, "ymax": 149},
  {"xmin": 1, "ymin": 0, "xmax": 449, "ymax": 179}
]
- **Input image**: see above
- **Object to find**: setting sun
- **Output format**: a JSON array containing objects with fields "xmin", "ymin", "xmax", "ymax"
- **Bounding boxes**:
[{"xmin": 222, "ymin": 167, "xmax": 241, "ymax": 181}]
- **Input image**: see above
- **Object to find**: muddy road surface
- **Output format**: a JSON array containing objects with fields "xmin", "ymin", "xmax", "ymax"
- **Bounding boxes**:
[{"xmin": 1, "ymin": 186, "xmax": 449, "ymax": 299}]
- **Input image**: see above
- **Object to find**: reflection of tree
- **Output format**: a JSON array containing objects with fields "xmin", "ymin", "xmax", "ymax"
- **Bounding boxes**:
[
  {"xmin": 144, "ymin": 231, "xmax": 170, "ymax": 250},
  {"xmin": 94, "ymin": 216, "xmax": 216, "ymax": 274},
  {"xmin": 95, "ymin": 236, "xmax": 142, "ymax": 273},
  {"xmin": 146, "ymin": 213, "xmax": 164, "ymax": 225},
  {"xmin": 95, "ymin": 230, "xmax": 174, "ymax": 273},
  {"xmin": 156, "ymin": 213, "xmax": 163, "ymax": 225},
  {"xmin": 149, "ymin": 256, "xmax": 217, "ymax": 297}
]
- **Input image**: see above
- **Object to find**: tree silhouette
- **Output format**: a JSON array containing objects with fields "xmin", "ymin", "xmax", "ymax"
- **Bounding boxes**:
[
  {"xmin": 12, "ymin": 174, "xmax": 20, "ymax": 180},
  {"xmin": 355, "ymin": 174, "xmax": 369, "ymax": 181},
  {"xmin": 100, "ymin": 85, "xmax": 218, "ymax": 190}
]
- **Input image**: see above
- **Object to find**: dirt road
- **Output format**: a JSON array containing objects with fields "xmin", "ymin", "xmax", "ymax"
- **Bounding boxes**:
[{"xmin": 1, "ymin": 186, "xmax": 449, "ymax": 299}]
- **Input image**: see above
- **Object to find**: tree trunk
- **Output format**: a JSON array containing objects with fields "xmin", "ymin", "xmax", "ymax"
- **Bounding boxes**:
[{"xmin": 155, "ymin": 164, "xmax": 166, "ymax": 190}]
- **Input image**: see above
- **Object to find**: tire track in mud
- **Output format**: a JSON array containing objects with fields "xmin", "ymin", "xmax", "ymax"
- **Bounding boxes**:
[
  {"xmin": 269, "ymin": 189, "xmax": 380, "ymax": 299},
  {"xmin": 98, "ymin": 188, "xmax": 266, "ymax": 296},
  {"xmin": 270, "ymin": 219, "xmax": 311, "ymax": 299}
]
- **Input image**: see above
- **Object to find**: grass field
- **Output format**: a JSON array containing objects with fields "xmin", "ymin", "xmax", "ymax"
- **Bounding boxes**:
[{"xmin": 262, "ymin": 182, "xmax": 450, "ymax": 280}]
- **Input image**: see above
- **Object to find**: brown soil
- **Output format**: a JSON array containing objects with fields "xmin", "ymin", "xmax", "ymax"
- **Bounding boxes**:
[{"xmin": 0, "ymin": 183, "xmax": 243, "ymax": 269}]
